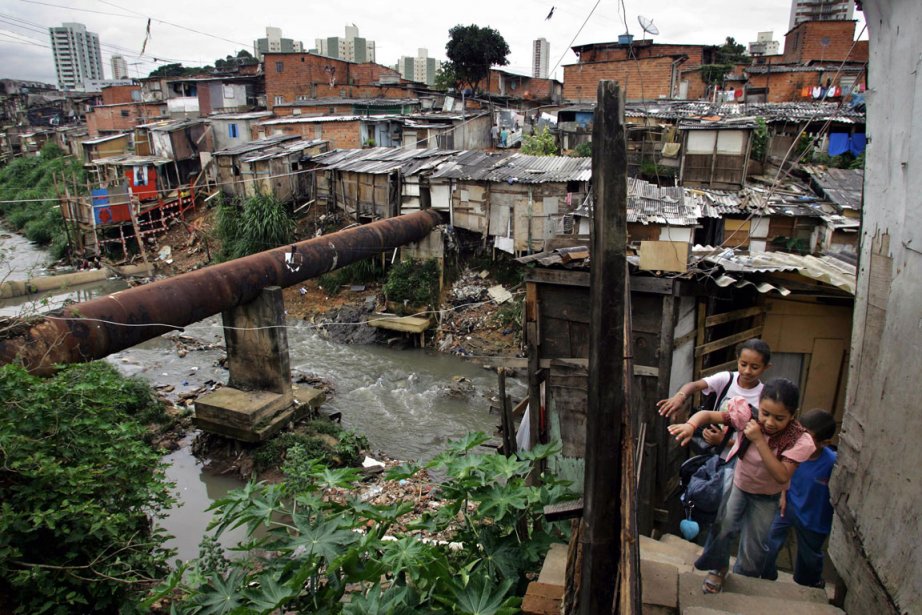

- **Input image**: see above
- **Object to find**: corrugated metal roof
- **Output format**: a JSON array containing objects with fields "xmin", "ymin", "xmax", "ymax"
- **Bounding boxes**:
[
  {"xmin": 804, "ymin": 166, "xmax": 864, "ymax": 211},
  {"xmin": 213, "ymin": 135, "xmax": 299, "ymax": 157},
  {"xmin": 208, "ymin": 111, "xmax": 274, "ymax": 121},
  {"xmin": 138, "ymin": 118, "xmax": 206, "ymax": 131},
  {"xmin": 430, "ymin": 152, "xmax": 591, "ymax": 183},
  {"xmin": 258, "ymin": 114, "xmax": 400, "ymax": 125},
  {"xmin": 91, "ymin": 154, "xmax": 172, "ymax": 166},
  {"xmin": 240, "ymin": 139, "xmax": 328, "ymax": 163},
  {"xmin": 692, "ymin": 245, "xmax": 856, "ymax": 294},
  {"xmin": 83, "ymin": 133, "xmax": 129, "ymax": 145},
  {"xmin": 309, "ymin": 147, "xmax": 459, "ymax": 175},
  {"xmin": 623, "ymin": 101, "xmax": 864, "ymax": 124}
]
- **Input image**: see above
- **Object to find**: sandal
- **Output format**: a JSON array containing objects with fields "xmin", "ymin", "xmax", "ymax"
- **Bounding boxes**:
[{"xmin": 702, "ymin": 571, "xmax": 724, "ymax": 594}]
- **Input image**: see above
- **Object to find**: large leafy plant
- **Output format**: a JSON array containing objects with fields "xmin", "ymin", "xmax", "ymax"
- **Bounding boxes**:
[
  {"xmin": 0, "ymin": 362, "xmax": 176, "ymax": 613},
  {"xmin": 152, "ymin": 434, "xmax": 573, "ymax": 613}
]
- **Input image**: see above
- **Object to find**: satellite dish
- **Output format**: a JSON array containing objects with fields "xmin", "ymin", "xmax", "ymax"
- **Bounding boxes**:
[{"xmin": 638, "ymin": 15, "xmax": 660, "ymax": 37}]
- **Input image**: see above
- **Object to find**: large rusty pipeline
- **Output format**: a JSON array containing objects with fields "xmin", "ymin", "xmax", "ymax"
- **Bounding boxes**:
[{"xmin": 0, "ymin": 210, "xmax": 443, "ymax": 375}]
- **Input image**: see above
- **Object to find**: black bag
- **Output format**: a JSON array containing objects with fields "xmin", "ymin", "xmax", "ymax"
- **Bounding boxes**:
[{"xmin": 679, "ymin": 403, "xmax": 758, "ymax": 524}]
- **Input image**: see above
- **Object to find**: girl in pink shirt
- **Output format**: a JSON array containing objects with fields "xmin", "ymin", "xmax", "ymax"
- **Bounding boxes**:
[{"xmin": 667, "ymin": 378, "xmax": 815, "ymax": 593}]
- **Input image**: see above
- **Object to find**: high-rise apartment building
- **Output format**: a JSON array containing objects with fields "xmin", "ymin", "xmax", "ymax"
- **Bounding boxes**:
[
  {"xmin": 789, "ymin": 0, "xmax": 855, "ymax": 30},
  {"xmin": 397, "ymin": 48, "xmax": 437, "ymax": 85},
  {"xmin": 532, "ymin": 38, "xmax": 550, "ymax": 79},
  {"xmin": 254, "ymin": 27, "xmax": 303, "ymax": 60},
  {"xmin": 749, "ymin": 31, "xmax": 781, "ymax": 55},
  {"xmin": 111, "ymin": 55, "xmax": 128, "ymax": 79},
  {"xmin": 49, "ymin": 22, "xmax": 104, "ymax": 90},
  {"xmin": 312, "ymin": 24, "xmax": 375, "ymax": 63}
]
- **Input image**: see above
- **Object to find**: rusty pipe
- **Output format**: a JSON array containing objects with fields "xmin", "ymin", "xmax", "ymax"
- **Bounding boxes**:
[{"xmin": 0, "ymin": 210, "xmax": 443, "ymax": 375}]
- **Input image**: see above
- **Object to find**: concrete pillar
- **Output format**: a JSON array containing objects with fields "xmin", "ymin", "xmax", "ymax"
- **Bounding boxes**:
[{"xmin": 221, "ymin": 286, "xmax": 292, "ymax": 396}]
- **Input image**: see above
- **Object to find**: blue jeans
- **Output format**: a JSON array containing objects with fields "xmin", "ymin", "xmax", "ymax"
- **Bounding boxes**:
[
  {"xmin": 763, "ymin": 513, "xmax": 828, "ymax": 587},
  {"xmin": 695, "ymin": 484, "xmax": 780, "ymax": 577}
]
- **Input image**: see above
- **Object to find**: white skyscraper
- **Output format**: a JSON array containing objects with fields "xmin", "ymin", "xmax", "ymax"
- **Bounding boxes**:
[
  {"xmin": 254, "ymin": 27, "xmax": 304, "ymax": 60},
  {"xmin": 398, "ymin": 48, "xmax": 438, "ymax": 85},
  {"xmin": 313, "ymin": 24, "xmax": 376, "ymax": 63},
  {"xmin": 533, "ymin": 38, "xmax": 550, "ymax": 79},
  {"xmin": 111, "ymin": 55, "xmax": 128, "ymax": 79},
  {"xmin": 788, "ymin": 0, "xmax": 855, "ymax": 31},
  {"xmin": 49, "ymin": 22, "xmax": 104, "ymax": 90}
]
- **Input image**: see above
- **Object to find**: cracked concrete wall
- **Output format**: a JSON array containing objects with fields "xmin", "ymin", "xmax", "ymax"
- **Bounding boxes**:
[{"xmin": 828, "ymin": 1, "xmax": 922, "ymax": 612}]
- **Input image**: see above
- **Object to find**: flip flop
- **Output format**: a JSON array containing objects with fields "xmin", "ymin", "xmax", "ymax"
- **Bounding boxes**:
[{"xmin": 702, "ymin": 572, "xmax": 724, "ymax": 594}]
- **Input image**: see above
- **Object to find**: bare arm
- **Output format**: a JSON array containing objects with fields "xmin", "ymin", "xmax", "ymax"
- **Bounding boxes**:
[
  {"xmin": 744, "ymin": 420, "xmax": 799, "ymax": 484},
  {"xmin": 667, "ymin": 410, "xmax": 727, "ymax": 446},
  {"xmin": 656, "ymin": 379, "xmax": 710, "ymax": 419}
]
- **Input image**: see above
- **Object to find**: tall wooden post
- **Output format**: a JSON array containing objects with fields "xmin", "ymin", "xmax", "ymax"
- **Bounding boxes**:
[{"xmin": 578, "ymin": 80, "xmax": 628, "ymax": 614}]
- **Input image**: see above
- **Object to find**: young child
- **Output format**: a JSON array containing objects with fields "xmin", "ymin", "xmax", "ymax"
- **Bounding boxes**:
[
  {"xmin": 667, "ymin": 378, "xmax": 816, "ymax": 593},
  {"xmin": 763, "ymin": 409, "xmax": 837, "ymax": 587}
]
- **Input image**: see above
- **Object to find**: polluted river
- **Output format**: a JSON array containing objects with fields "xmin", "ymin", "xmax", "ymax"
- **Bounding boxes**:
[{"xmin": 0, "ymin": 230, "xmax": 525, "ymax": 562}]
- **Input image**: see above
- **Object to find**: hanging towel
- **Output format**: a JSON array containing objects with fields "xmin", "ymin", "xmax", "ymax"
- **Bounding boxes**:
[
  {"xmin": 813, "ymin": 86, "xmax": 823, "ymax": 99},
  {"xmin": 850, "ymin": 133, "xmax": 867, "ymax": 156},
  {"xmin": 802, "ymin": 86, "xmax": 812, "ymax": 98},
  {"xmin": 828, "ymin": 133, "xmax": 850, "ymax": 156}
]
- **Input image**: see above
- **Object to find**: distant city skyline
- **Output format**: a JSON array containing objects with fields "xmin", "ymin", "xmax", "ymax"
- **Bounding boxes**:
[{"xmin": 0, "ymin": 1, "xmax": 867, "ymax": 85}]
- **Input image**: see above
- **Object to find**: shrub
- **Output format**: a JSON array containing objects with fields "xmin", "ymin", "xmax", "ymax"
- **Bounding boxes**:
[
  {"xmin": 0, "ymin": 362, "xmax": 175, "ymax": 612},
  {"xmin": 383, "ymin": 258, "xmax": 440, "ymax": 306},
  {"xmin": 521, "ymin": 126, "xmax": 557, "ymax": 156},
  {"xmin": 148, "ymin": 435, "xmax": 573, "ymax": 614},
  {"xmin": 215, "ymin": 193, "xmax": 294, "ymax": 261},
  {"xmin": 570, "ymin": 141, "xmax": 592, "ymax": 157},
  {"xmin": 318, "ymin": 259, "xmax": 384, "ymax": 295}
]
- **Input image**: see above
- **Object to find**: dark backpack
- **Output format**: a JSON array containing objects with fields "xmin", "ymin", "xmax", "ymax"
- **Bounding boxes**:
[{"xmin": 679, "ymin": 403, "xmax": 758, "ymax": 524}]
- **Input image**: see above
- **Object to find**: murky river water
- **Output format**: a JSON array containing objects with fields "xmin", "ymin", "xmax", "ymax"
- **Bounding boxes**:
[{"xmin": 1, "ymin": 231, "xmax": 524, "ymax": 562}]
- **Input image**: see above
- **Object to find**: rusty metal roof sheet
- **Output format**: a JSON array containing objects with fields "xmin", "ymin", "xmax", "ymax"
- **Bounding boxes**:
[
  {"xmin": 213, "ymin": 135, "xmax": 299, "ymax": 157},
  {"xmin": 240, "ymin": 139, "xmax": 328, "ymax": 163}
]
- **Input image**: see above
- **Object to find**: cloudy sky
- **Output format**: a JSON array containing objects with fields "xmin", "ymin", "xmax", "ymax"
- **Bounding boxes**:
[{"xmin": 1, "ymin": 0, "xmax": 866, "ymax": 85}]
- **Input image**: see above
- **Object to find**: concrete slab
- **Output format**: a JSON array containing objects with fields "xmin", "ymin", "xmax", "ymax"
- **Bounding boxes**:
[
  {"xmin": 641, "ymin": 535, "xmax": 698, "ymax": 568},
  {"xmin": 678, "ymin": 573, "xmax": 845, "ymax": 615},
  {"xmin": 537, "ymin": 542, "xmax": 568, "ymax": 586},
  {"xmin": 721, "ymin": 574, "xmax": 828, "ymax": 604},
  {"xmin": 642, "ymin": 558, "xmax": 679, "ymax": 609},
  {"xmin": 660, "ymin": 534, "xmax": 704, "ymax": 558},
  {"xmin": 194, "ymin": 387, "xmax": 294, "ymax": 442},
  {"xmin": 367, "ymin": 314, "xmax": 432, "ymax": 333}
]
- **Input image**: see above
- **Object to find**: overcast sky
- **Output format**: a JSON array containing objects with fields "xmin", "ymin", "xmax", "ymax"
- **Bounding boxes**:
[{"xmin": 1, "ymin": 0, "xmax": 866, "ymax": 85}]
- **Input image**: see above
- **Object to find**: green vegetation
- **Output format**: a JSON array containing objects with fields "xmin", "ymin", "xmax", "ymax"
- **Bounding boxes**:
[
  {"xmin": 0, "ymin": 362, "xmax": 175, "ymax": 612},
  {"xmin": 433, "ymin": 63, "xmax": 458, "ymax": 92},
  {"xmin": 148, "ymin": 434, "xmax": 573, "ymax": 613},
  {"xmin": 215, "ymin": 193, "xmax": 295, "ymax": 261},
  {"xmin": 0, "ymin": 142, "xmax": 83, "ymax": 260},
  {"xmin": 493, "ymin": 296, "xmax": 524, "ymax": 344},
  {"xmin": 521, "ymin": 126, "xmax": 558, "ymax": 156},
  {"xmin": 318, "ymin": 258, "xmax": 385, "ymax": 295},
  {"xmin": 252, "ymin": 420, "xmax": 370, "ymax": 471},
  {"xmin": 751, "ymin": 117, "xmax": 769, "ymax": 162},
  {"xmin": 570, "ymin": 141, "xmax": 593, "ymax": 157},
  {"xmin": 445, "ymin": 24, "xmax": 510, "ymax": 92},
  {"xmin": 383, "ymin": 258, "xmax": 440, "ymax": 306}
]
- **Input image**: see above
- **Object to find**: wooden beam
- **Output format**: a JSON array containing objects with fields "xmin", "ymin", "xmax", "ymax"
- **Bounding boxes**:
[
  {"xmin": 701, "ymin": 359, "xmax": 739, "ymax": 378},
  {"xmin": 525, "ymin": 268, "xmax": 591, "ymax": 288},
  {"xmin": 579, "ymin": 80, "xmax": 628, "ymax": 615},
  {"xmin": 694, "ymin": 326, "xmax": 764, "ymax": 358},
  {"xmin": 629, "ymin": 275, "xmax": 676, "ymax": 295},
  {"xmin": 704, "ymin": 305, "xmax": 764, "ymax": 328}
]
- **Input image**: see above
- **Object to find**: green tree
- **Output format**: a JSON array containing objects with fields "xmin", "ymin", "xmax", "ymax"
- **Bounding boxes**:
[
  {"xmin": 0, "ymin": 362, "xmax": 175, "ymax": 612},
  {"xmin": 716, "ymin": 36, "xmax": 748, "ymax": 65},
  {"xmin": 445, "ymin": 24, "xmax": 510, "ymax": 92},
  {"xmin": 433, "ymin": 63, "xmax": 458, "ymax": 92},
  {"xmin": 521, "ymin": 126, "xmax": 558, "ymax": 156}
]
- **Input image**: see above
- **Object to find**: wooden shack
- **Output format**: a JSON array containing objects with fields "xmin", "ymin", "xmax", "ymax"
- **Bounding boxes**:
[
  {"xmin": 82, "ymin": 133, "xmax": 131, "ymax": 164},
  {"xmin": 238, "ymin": 138, "xmax": 328, "ymax": 203}
]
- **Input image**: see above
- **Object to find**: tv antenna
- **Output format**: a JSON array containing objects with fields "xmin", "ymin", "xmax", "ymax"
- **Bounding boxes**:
[{"xmin": 637, "ymin": 16, "xmax": 659, "ymax": 39}]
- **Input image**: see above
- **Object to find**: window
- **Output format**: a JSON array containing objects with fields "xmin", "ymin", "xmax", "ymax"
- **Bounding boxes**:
[
  {"xmin": 274, "ymin": 95, "xmax": 284, "ymax": 105},
  {"xmin": 228, "ymin": 123, "xmax": 239, "ymax": 138},
  {"xmin": 120, "ymin": 110, "xmax": 130, "ymax": 117},
  {"xmin": 275, "ymin": 61, "xmax": 284, "ymax": 73}
]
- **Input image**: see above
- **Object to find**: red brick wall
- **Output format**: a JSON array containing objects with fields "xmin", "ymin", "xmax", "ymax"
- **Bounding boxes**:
[
  {"xmin": 101, "ymin": 85, "xmax": 140, "ymax": 105},
  {"xmin": 747, "ymin": 68, "xmax": 866, "ymax": 102},
  {"xmin": 479, "ymin": 71, "xmax": 557, "ymax": 100},
  {"xmin": 564, "ymin": 56, "xmax": 701, "ymax": 102},
  {"xmin": 254, "ymin": 119, "xmax": 363, "ymax": 149},
  {"xmin": 85, "ymin": 103, "xmax": 163, "ymax": 136},
  {"xmin": 579, "ymin": 43, "xmax": 710, "ymax": 65},
  {"xmin": 264, "ymin": 53, "xmax": 414, "ymax": 110},
  {"xmin": 783, "ymin": 21, "xmax": 859, "ymax": 64}
]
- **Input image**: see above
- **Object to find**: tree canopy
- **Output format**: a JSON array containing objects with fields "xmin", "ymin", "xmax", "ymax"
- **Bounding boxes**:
[
  {"xmin": 444, "ymin": 24, "xmax": 509, "ymax": 92},
  {"xmin": 716, "ymin": 36, "xmax": 748, "ymax": 65}
]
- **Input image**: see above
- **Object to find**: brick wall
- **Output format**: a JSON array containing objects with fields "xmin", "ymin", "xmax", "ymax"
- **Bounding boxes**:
[
  {"xmin": 101, "ymin": 85, "xmax": 140, "ymax": 105},
  {"xmin": 564, "ymin": 56, "xmax": 699, "ymax": 102},
  {"xmin": 264, "ymin": 53, "xmax": 414, "ymax": 110},
  {"xmin": 480, "ymin": 71, "xmax": 557, "ymax": 101},
  {"xmin": 578, "ymin": 42, "xmax": 710, "ymax": 65},
  {"xmin": 783, "ymin": 20, "xmax": 859, "ymax": 64},
  {"xmin": 85, "ymin": 102, "xmax": 163, "ymax": 136},
  {"xmin": 255, "ymin": 119, "xmax": 363, "ymax": 149},
  {"xmin": 747, "ymin": 68, "xmax": 866, "ymax": 102}
]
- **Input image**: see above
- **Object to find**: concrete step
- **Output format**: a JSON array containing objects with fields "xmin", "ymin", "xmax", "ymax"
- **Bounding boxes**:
[
  {"xmin": 537, "ymin": 542, "xmax": 567, "ymax": 586},
  {"xmin": 656, "ymin": 534, "xmax": 797, "ymax": 584},
  {"xmin": 678, "ymin": 572, "xmax": 844, "ymax": 615},
  {"xmin": 641, "ymin": 535, "xmax": 698, "ymax": 571},
  {"xmin": 521, "ymin": 582, "xmax": 563, "ymax": 615}
]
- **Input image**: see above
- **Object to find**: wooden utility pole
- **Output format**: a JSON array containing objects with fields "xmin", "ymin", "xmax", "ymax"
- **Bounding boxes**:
[{"xmin": 578, "ymin": 80, "xmax": 630, "ymax": 614}]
